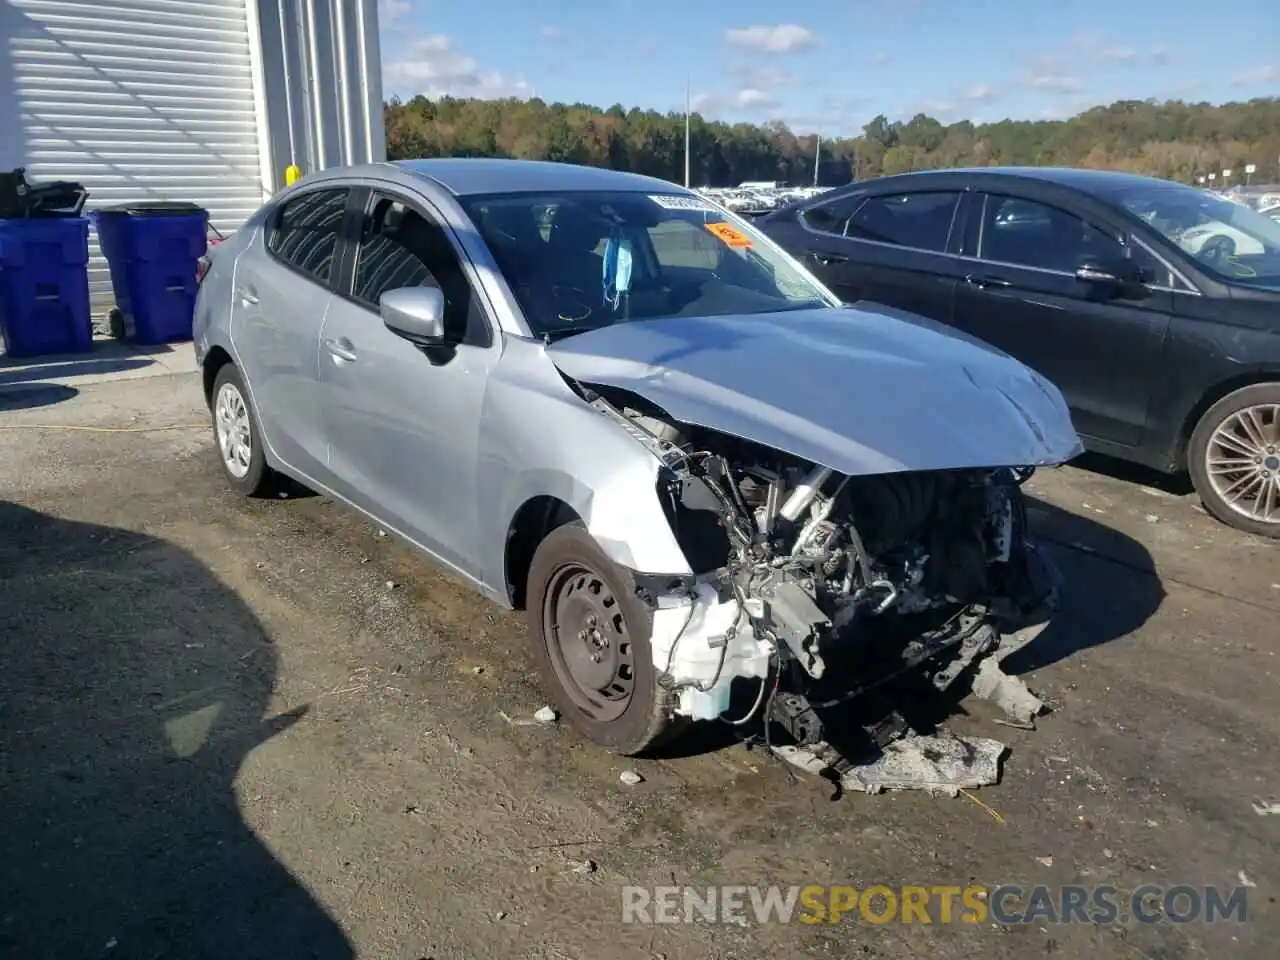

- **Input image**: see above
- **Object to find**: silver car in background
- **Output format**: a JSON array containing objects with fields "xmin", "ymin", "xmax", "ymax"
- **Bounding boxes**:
[{"xmin": 194, "ymin": 159, "xmax": 1081, "ymax": 772}]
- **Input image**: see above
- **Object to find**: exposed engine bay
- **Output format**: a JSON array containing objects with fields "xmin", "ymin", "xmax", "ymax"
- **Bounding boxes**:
[{"xmin": 587, "ymin": 385, "xmax": 1058, "ymax": 793}]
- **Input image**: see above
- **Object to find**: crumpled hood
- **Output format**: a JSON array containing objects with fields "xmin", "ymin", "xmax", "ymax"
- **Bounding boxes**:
[{"xmin": 546, "ymin": 305, "xmax": 1083, "ymax": 476}]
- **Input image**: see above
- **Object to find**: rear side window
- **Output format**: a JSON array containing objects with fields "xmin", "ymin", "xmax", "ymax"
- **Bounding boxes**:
[
  {"xmin": 846, "ymin": 192, "xmax": 961, "ymax": 252},
  {"xmin": 801, "ymin": 195, "xmax": 861, "ymax": 235},
  {"xmin": 266, "ymin": 188, "xmax": 349, "ymax": 284}
]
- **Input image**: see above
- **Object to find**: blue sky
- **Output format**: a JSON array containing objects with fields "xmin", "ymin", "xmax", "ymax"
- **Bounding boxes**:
[{"xmin": 378, "ymin": 0, "xmax": 1279, "ymax": 136}]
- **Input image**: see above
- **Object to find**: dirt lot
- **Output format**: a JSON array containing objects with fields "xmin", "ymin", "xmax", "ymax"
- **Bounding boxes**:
[{"xmin": 2, "ymin": 363, "xmax": 1278, "ymax": 959}]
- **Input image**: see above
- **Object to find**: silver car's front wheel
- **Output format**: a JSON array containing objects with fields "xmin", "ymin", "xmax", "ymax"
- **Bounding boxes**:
[
  {"xmin": 215, "ymin": 382, "xmax": 252, "ymax": 479},
  {"xmin": 1189, "ymin": 384, "xmax": 1280, "ymax": 538},
  {"xmin": 209, "ymin": 363, "xmax": 275, "ymax": 497}
]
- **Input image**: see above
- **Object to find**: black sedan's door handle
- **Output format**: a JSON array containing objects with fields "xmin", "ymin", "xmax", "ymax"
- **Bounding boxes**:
[
  {"xmin": 808, "ymin": 252, "xmax": 848, "ymax": 266},
  {"xmin": 965, "ymin": 274, "xmax": 1012, "ymax": 290}
]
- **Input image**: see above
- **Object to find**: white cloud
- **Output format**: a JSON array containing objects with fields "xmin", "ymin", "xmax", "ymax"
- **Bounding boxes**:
[
  {"xmin": 731, "ymin": 63, "xmax": 795, "ymax": 89},
  {"xmin": 869, "ymin": 52, "xmax": 892, "ymax": 67},
  {"xmin": 539, "ymin": 25, "xmax": 564, "ymax": 41},
  {"xmin": 734, "ymin": 88, "xmax": 779, "ymax": 110},
  {"xmin": 690, "ymin": 92, "xmax": 721, "ymax": 112},
  {"xmin": 384, "ymin": 35, "xmax": 531, "ymax": 100},
  {"xmin": 1023, "ymin": 57, "xmax": 1085, "ymax": 93},
  {"xmin": 1096, "ymin": 46, "xmax": 1138, "ymax": 63},
  {"xmin": 1232, "ymin": 64, "xmax": 1279, "ymax": 87},
  {"xmin": 725, "ymin": 24, "xmax": 816, "ymax": 54},
  {"xmin": 962, "ymin": 83, "xmax": 997, "ymax": 103},
  {"xmin": 378, "ymin": 0, "xmax": 412, "ymax": 23}
]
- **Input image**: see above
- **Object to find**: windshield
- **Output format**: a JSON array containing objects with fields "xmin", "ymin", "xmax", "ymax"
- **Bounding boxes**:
[
  {"xmin": 1109, "ymin": 182, "xmax": 1280, "ymax": 284},
  {"xmin": 460, "ymin": 190, "xmax": 835, "ymax": 337}
]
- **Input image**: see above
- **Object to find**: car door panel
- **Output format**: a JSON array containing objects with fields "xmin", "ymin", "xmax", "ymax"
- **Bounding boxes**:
[
  {"xmin": 950, "ymin": 193, "xmax": 1171, "ymax": 447},
  {"xmin": 230, "ymin": 188, "xmax": 349, "ymax": 480},
  {"xmin": 319, "ymin": 192, "xmax": 498, "ymax": 579},
  {"xmin": 796, "ymin": 190, "xmax": 967, "ymax": 326}
]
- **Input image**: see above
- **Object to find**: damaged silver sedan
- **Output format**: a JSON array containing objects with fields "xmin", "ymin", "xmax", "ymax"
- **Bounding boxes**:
[{"xmin": 194, "ymin": 159, "xmax": 1082, "ymax": 788}]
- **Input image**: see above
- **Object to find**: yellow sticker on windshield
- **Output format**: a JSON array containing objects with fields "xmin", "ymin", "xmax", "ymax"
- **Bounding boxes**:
[{"xmin": 704, "ymin": 222, "xmax": 753, "ymax": 247}]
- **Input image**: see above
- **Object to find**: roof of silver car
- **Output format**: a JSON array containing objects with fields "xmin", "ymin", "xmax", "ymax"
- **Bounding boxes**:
[{"xmin": 393, "ymin": 158, "xmax": 682, "ymax": 197}]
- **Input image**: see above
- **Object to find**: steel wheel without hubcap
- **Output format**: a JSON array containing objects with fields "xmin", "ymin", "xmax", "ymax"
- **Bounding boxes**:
[
  {"xmin": 214, "ymin": 382, "xmax": 253, "ymax": 480},
  {"xmin": 1204, "ymin": 402, "xmax": 1280, "ymax": 525},
  {"xmin": 541, "ymin": 562, "xmax": 636, "ymax": 721}
]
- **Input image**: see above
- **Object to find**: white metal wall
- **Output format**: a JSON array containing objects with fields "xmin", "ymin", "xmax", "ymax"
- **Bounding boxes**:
[
  {"xmin": 1, "ymin": 0, "xmax": 269, "ymax": 314},
  {"xmin": 0, "ymin": 0, "xmax": 385, "ymax": 318}
]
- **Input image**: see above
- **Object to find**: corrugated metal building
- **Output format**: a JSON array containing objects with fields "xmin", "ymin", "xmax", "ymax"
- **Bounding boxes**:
[{"xmin": 0, "ymin": 0, "xmax": 384, "ymax": 314}]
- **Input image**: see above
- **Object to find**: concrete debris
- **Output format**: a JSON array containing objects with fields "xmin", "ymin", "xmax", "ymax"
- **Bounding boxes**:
[
  {"xmin": 1251, "ymin": 799, "xmax": 1280, "ymax": 816},
  {"xmin": 972, "ymin": 659, "xmax": 1045, "ymax": 726},
  {"xmin": 572, "ymin": 859, "xmax": 596, "ymax": 875},
  {"xmin": 1036, "ymin": 856, "xmax": 1054, "ymax": 868},
  {"xmin": 773, "ymin": 732, "xmax": 1007, "ymax": 797},
  {"xmin": 472, "ymin": 665, "xmax": 485, "ymax": 675},
  {"xmin": 1144, "ymin": 514, "xmax": 1160, "ymax": 523},
  {"xmin": 376, "ymin": 529, "xmax": 388, "ymax": 537},
  {"xmin": 495, "ymin": 911, "xmax": 508, "ymax": 920},
  {"xmin": 385, "ymin": 580, "xmax": 397, "ymax": 590},
  {"xmin": 1238, "ymin": 871, "xmax": 1256, "ymax": 888},
  {"xmin": 1103, "ymin": 848, "xmax": 1115, "ymax": 859},
  {"xmin": 619, "ymin": 770, "xmax": 644, "ymax": 786},
  {"xmin": 533, "ymin": 706, "xmax": 558, "ymax": 724}
]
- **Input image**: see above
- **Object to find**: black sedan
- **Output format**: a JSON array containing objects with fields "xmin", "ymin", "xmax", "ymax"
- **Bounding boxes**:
[{"xmin": 761, "ymin": 167, "xmax": 1280, "ymax": 537}]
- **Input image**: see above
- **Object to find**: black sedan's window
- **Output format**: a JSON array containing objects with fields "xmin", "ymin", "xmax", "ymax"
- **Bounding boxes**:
[
  {"xmin": 266, "ymin": 188, "xmax": 348, "ymax": 284},
  {"xmin": 845, "ymin": 192, "xmax": 960, "ymax": 252},
  {"xmin": 979, "ymin": 195, "xmax": 1123, "ymax": 274}
]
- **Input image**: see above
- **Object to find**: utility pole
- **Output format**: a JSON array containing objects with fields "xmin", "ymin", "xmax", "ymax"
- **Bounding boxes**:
[
  {"xmin": 813, "ymin": 129, "xmax": 822, "ymax": 187},
  {"xmin": 684, "ymin": 77, "xmax": 691, "ymax": 188}
]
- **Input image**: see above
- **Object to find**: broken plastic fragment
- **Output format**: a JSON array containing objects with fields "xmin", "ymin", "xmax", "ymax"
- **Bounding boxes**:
[{"xmin": 533, "ymin": 706, "xmax": 558, "ymax": 724}]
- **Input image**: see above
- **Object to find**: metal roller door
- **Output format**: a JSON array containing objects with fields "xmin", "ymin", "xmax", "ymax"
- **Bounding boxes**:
[{"xmin": 2, "ymin": 0, "xmax": 269, "ymax": 315}]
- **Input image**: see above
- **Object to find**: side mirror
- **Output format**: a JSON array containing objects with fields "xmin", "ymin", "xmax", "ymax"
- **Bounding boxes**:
[{"xmin": 380, "ymin": 286, "xmax": 446, "ymax": 346}]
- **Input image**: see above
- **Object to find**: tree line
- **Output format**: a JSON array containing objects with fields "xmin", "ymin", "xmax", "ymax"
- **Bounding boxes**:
[{"xmin": 385, "ymin": 95, "xmax": 1280, "ymax": 187}]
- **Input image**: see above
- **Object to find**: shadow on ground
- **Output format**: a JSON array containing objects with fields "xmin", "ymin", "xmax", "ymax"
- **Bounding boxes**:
[
  {"xmin": 0, "ymin": 501, "xmax": 353, "ymax": 960},
  {"xmin": 0, "ymin": 383, "xmax": 79, "ymax": 411},
  {"xmin": 1068, "ymin": 450, "xmax": 1195, "ymax": 497},
  {"xmin": 1005, "ymin": 495, "xmax": 1165, "ymax": 674}
]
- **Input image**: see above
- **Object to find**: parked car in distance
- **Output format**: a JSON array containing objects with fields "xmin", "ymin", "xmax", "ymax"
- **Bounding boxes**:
[
  {"xmin": 193, "ymin": 158, "xmax": 1080, "ymax": 759},
  {"xmin": 761, "ymin": 168, "xmax": 1280, "ymax": 537}
]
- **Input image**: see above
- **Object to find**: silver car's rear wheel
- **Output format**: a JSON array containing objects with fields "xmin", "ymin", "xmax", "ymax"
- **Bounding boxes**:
[
  {"xmin": 1189, "ymin": 384, "xmax": 1280, "ymax": 538},
  {"xmin": 215, "ymin": 382, "xmax": 252, "ymax": 479},
  {"xmin": 209, "ymin": 363, "xmax": 276, "ymax": 497}
]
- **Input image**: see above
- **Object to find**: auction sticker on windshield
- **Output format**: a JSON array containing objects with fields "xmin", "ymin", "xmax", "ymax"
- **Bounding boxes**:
[
  {"xmin": 704, "ymin": 222, "xmax": 753, "ymax": 247},
  {"xmin": 649, "ymin": 194, "xmax": 718, "ymax": 212}
]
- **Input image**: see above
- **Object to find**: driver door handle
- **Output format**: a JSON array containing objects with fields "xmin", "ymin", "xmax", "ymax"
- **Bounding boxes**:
[
  {"xmin": 965, "ymin": 274, "xmax": 1012, "ymax": 290},
  {"xmin": 236, "ymin": 285, "xmax": 259, "ymax": 306},
  {"xmin": 324, "ymin": 337, "xmax": 358, "ymax": 363},
  {"xmin": 809, "ymin": 252, "xmax": 848, "ymax": 266}
]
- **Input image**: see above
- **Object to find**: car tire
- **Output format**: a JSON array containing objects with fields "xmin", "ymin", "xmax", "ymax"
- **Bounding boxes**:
[
  {"xmin": 525, "ymin": 522, "xmax": 687, "ymax": 756},
  {"xmin": 1188, "ymin": 382, "xmax": 1280, "ymax": 538},
  {"xmin": 210, "ymin": 364, "xmax": 277, "ymax": 498}
]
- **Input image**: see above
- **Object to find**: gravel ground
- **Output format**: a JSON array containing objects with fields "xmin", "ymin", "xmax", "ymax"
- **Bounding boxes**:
[{"xmin": 1, "ymin": 369, "xmax": 1277, "ymax": 960}]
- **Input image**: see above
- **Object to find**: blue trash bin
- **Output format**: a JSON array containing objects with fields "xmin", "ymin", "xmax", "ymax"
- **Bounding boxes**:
[
  {"xmin": 0, "ymin": 216, "xmax": 93, "ymax": 358},
  {"xmin": 91, "ymin": 202, "xmax": 209, "ymax": 344}
]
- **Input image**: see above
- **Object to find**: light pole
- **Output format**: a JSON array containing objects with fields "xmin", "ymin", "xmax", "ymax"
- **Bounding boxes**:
[
  {"xmin": 1222, "ymin": 168, "xmax": 1233, "ymax": 188},
  {"xmin": 813, "ymin": 128, "xmax": 821, "ymax": 187},
  {"xmin": 683, "ymin": 77, "xmax": 691, "ymax": 188},
  {"xmin": 1245, "ymin": 163, "xmax": 1256, "ymax": 186}
]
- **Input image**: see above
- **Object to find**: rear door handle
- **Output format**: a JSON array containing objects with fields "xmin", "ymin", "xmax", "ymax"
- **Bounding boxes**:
[
  {"xmin": 236, "ymin": 285, "xmax": 259, "ymax": 306},
  {"xmin": 965, "ymin": 274, "xmax": 1012, "ymax": 290},
  {"xmin": 809, "ymin": 252, "xmax": 848, "ymax": 266},
  {"xmin": 324, "ymin": 337, "xmax": 358, "ymax": 363}
]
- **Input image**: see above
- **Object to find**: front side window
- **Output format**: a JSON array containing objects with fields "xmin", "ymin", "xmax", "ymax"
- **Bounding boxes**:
[
  {"xmin": 461, "ymin": 191, "xmax": 835, "ymax": 338},
  {"xmin": 353, "ymin": 195, "xmax": 477, "ymax": 339},
  {"xmin": 979, "ymin": 195, "xmax": 1124, "ymax": 274},
  {"xmin": 267, "ymin": 188, "xmax": 348, "ymax": 283},
  {"xmin": 1106, "ymin": 181, "xmax": 1280, "ymax": 286},
  {"xmin": 846, "ymin": 192, "xmax": 960, "ymax": 252}
]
